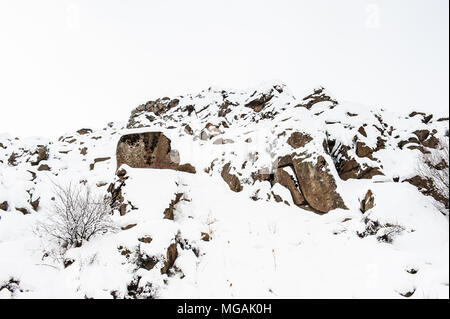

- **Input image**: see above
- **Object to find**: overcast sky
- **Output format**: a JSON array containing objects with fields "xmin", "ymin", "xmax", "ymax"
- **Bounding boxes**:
[{"xmin": 0, "ymin": 0, "xmax": 448, "ymax": 139}]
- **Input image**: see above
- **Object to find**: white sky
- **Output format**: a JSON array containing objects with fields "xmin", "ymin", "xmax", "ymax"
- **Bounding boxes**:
[{"xmin": 0, "ymin": 0, "xmax": 448, "ymax": 139}]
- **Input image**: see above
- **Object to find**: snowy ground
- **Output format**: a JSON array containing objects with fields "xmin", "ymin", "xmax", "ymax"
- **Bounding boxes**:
[{"xmin": 0, "ymin": 83, "xmax": 448, "ymax": 299}]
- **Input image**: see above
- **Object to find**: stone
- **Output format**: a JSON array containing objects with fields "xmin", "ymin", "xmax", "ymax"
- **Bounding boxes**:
[
  {"xmin": 360, "ymin": 189, "xmax": 375, "ymax": 213},
  {"xmin": 116, "ymin": 132, "xmax": 196, "ymax": 173},
  {"xmin": 287, "ymin": 132, "xmax": 312, "ymax": 149},
  {"xmin": 161, "ymin": 243, "xmax": 178, "ymax": 274},
  {"xmin": 221, "ymin": 163, "xmax": 243, "ymax": 192}
]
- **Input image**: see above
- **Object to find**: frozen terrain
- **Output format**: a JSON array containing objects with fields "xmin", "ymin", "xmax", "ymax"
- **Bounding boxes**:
[{"xmin": 0, "ymin": 82, "xmax": 448, "ymax": 299}]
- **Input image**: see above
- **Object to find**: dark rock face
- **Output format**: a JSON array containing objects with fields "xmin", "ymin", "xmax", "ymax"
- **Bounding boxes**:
[
  {"xmin": 245, "ymin": 93, "xmax": 273, "ymax": 112},
  {"xmin": 163, "ymin": 193, "xmax": 183, "ymax": 220},
  {"xmin": 360, "ymin": 189, "xmax": 375, "ymax": 213},
  {"xmin": 298, "ymin": 87, "xmax": 338, "ymax": 110},
  {"xmin": 221, "ymin": 163, "xmax": 243, "ymax": 192},
  {"xmin": 0, "ymin": 201, "xmax": 8, "ymax": 211},
  {"xmin": 291, "ymin": 155, "xmax": 347, "ymax": 213},
  {"xmin": 273, "ymin": 167, "xmax": 306, "ymax": 207},
  {"xmin": 287, "ymin": 132, "xmax": 312, "ymax": 149},
  {"xmin": 161, "ymin": 243, "xmax": 178, "ymax": 274},
  {"xmin": 116, "ymin": 132, "xmax": 196, "ymax": 173},
  {"xmin": 404, "ymin": 175, "xmax": 449, "ymax": 210}
]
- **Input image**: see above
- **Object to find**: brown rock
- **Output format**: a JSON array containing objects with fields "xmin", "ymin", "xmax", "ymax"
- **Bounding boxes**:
[
  {"xmin": 77, "ymin": 128, "xmax": 93, "ymax": 135},
  {"xmin": 273, "ymin": 167, "xmax": 306, "ymax": 207},
  {"xmin": 356, "ymin": 141, "xmax": 374, "ymax": 159},
  {"xmin": 30, "ymin": 146, "xmax": 49, "ymax": 166},
  {"xmin": 80, "ymin": 147, "xmax": 88, "ymax": 155},
  {"xmin": 245, "ymin": 93, "xmax": 273, "ymax": 112},
  {"xmin": 221, "ymin": 163, "xmax": 243, "ymax": 192},
  {"xmin": 37, "ymin": 164, "xmax": 51, "ymax": 171},
  {"xmin": 161, "ymin": 243, "xmax": 178, "ymax": 274},
  {"xmin": 287, "ymin": 132, "xmax": 312, "ymax": 149},
  {"xmin": 360, "ymin": 189, "xmax": 375, "ymax": 213},
  {"xmin": 89, "ymin": 157, "xmax": 111, "ymax": 170},
  {"xmin": 404, "ymin": 175, "xmax": 449, "ymax": 209},
  {"xmin": 0, "ymin": 201, "xmax": 8, "ymax": 211},
  {"xmin": 291, "ymin": 155, "xmax": 347, "ymax": 213},
  {"xmin": 358, "ymin": 126, "xmax": 367, "ymax": 137},
  {"xmin": 116, "ymin": 132, "xmax": 196, "ymax": 173},
  {"xmin": 163, "ymin": 193, "xmax": 183, "ymax": 220},
  {"xmin": 16, "ymin": 207, "xmax": 30, "ymax": 215},
  {"xmin": 201, "ymin": 232, "xmax": 210, "ymax": 241},
  {"xmin": 138, "ymin": 236, "xmax": 153, "ymax": 244},
  {"xmin": 121, "ymin": 224, "xmax": 137, "ymax": 231}
]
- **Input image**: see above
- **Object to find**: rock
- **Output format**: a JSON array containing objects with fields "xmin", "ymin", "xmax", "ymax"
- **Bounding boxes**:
[
  {"xmin": 8, "ymin": 153, "xmax": 18, "ymax": 166},
  {"xmin": 221, "ymin": 163, "xmax": 243, "ymax": 192},
  {"xmin": 213, "ymin": 138, "xmax": 234, "ymax": 145},
  {"xmin": 89, "ymin": 157, "xmax": 111, "ymax": 170},
  {"xmin": 121, "ymin": 224, "xmax": 137, "ymax": 231},
  {"xmin": 404, "ymin": 175, "xmax": 449, "ymax": 210},
  {"xmin": 291, "ymin": 155, "xmax": 347, "ymax": 213},
  {"xmin": 163, "ymin": 193, "xmax": 183, "ymax": 220},
  {"xmin": 360, "ymin": 189, "xmax": 375, "ymax": 213},
  {"xmin": 273, "ymin": 167, "xmax": 306, "ymax": 207},
  {"xmin": 201, "ymin": 232, "xmax": 211, "ymax": 241},
  {"xmin": 30, "ymin": 146, "xmax": 49, "ymax": 166},
  {"xmin": 184, "ymin": 125, "xmax": 194, "ymax": 135},
  {"xmin": 37, "ymin": 164, "xmax": 51, "ymax": 171},
  {"xmin": 80, "ymin": 147, "xmax": 88, "ymax": 155},
  {"xmin": 245, "ymin": 93, "xmax": 273, "ymax": 112},
  {"xmin": 0, "ymin": 201, "xmax": 8, "ymax": 211},
  {"xmin": 287, "ymin": 132, "xmax": 312, "ymax": 149},
  {"xmin": 77, "ymin": 128, "xmax": 93, "ymax": 135},
  {"xmin": 161, "ymin": 243, "xmax": 178, "ymax": 274},
  {"xmin": 298, "ymin": 87, "xmax": 338, "ymax": 110},
  {"xmin": 116, "ymin": 132, "xmax": 196, "ymax": 173},
  {"xmin": 358, "ymin": 126, "xmax": 367, "ymax": 137},
  {"xmin": 138, "ymin": 236, "xmax": 153, "ymax": 244},
  {"xmin": 413, "ymin": 130, "xmax": 430, "ymax": 142},
  {"xmin": 356, "ymin": 141, "xmax": 375, "ymax": 159},
  {"xmin": 30, "ymin": 197, "xmax": 40, "ymax": 211},
  {"xmin": 15, "ymin": 207, "xmax": 30, "ymax": 215}
]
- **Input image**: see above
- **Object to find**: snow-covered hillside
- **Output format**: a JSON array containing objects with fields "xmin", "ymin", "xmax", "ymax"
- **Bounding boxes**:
[{"xmin": 0, "ymin": 82, "xmax": 448, "ymax": 298}]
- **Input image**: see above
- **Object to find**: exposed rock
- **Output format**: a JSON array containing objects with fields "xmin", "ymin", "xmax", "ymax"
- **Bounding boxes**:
[
  {"xmin": 116, "ymin": 132, "xmax": 196, "ymax": 173},
  {"xmin": 360, "ymin": 189, "xmax": 375, "ymax": 213},
  {"xmin": 80, "ymin": 147, "xmax": 88, "ymax": 155},
  {"xmin": 90, "ymin": 157, "xmax": 111, "ymax": 170},
  {"xmin": 37, "ymin": 164, "xmax": 51, "ymax": 171},
  {"xmin": 8, "ymin": 153, "xmax": 18, "ymax": 166},
  {"xmin": 273, "ymin": 167, "xmax": 306, "ymax": 207},
  {"xmin": 30, "ymin": 146, "xmax": 49, "ymax": 166},
  {"xmin": 404, "ymin": 175, "xmax": 449, "ymax": 210},
  {"xmin": 138, "ymin": 236, "xmax": 153, "ymax": 244},
  {"xmin": 15, "ymin": 207, "xmax": 30, "ymax": 215},
  {"xmin": 0, "ymin": 201, "xmax": 8, "ymax": 211},
  {"xmin": 163, "ymin": 193, "xmax": 183, "ymax": 220},
  {"xmin": 221, "ymin": 163, "xmax": 243, "ymax": 192},
  {"xmin": 213, "ymin": 138, "xmax": 234, "ymax": 145},
  {"xmin": 298, "ymin": 87, "xmax": 338, "ymax": 110},
  {"xmin": 160, "ymin": 243, "xmax": 178, "ymax": 274},
  {"xmin": 245, "ymin": 93, "xmax": 273, "ymax": 112},
  {"xmin": 291, "ymin": 155, "xmax": 347, "ymax": 213},
  {"xmin": 287, "ymin": 132, "xmax": 312, "ymax": 149},
  {"xmin": 77, "ymin": 128, "xmax": 93, "ymax": 135},
  {"xmin": 184, "ymin": 125, "xmax": 194, "ymax": 135},
  {"xmin": 201, "ymin": 232, "xmax": 211, "ymax": 241},
  {"xmin": 121, "ymin": 224, "xmax": 137, "ymax": 231}
]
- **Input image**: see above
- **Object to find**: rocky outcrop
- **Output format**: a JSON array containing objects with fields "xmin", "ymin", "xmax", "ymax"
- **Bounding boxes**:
[
  {"xmin": 360, "ymin": 189, "xmax": 375, "ymax": 213},
  {"xmin": 0, "ymin": 201, "xmax": 8, "ymax": 211},
  {"xmin": 116, "ymin": 132, "xmax": 196, "ymax": 173},
  {"xmin": 221, "ymin": 163, "xmax": 243, "ymax": 192},
  {"xmin": 291, "ymin": 155, "xmax": 347, "ymax": 213},
  {"xmin": 273, "ymin": 167, "xmax": 306, "ymax": 207}
]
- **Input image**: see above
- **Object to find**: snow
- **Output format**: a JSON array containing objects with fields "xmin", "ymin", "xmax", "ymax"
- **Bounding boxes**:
[{"xmin": 0, "ymin": 83, "xmax": 448, "ymax": 298}]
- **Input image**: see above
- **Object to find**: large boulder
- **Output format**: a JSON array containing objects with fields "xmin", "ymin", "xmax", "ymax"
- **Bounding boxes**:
[
  {"xmin": 116, "ymin": 132, "xmax": 196, "ymax": 173},
  {"xmin": 291, "ymin": 154, "xmax": 347, "ymax": 213}
]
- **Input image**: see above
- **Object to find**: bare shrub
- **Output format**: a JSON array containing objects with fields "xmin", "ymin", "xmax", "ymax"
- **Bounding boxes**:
[
  {"xmin": 36, "ymin": 183, "xmax": 117, "ymax": 249},
  {"xmin": 417, "ymin": 138, "xmax": 449, "ymax": 214}
]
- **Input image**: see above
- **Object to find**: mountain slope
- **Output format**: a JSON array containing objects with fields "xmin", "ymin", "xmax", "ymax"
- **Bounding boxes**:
[{"xmin": 0, "ymin": 82, "xmax": 448, "ymax": 298}]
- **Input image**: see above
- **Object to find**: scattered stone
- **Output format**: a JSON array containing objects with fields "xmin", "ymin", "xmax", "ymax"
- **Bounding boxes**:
[
  {"xmin": 221, "ymin": 163, "xmax": 243, "ymax": 192},
  {"xmin": 360, "ymin": 189, "xmax": 375, "ymax": 213}
]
